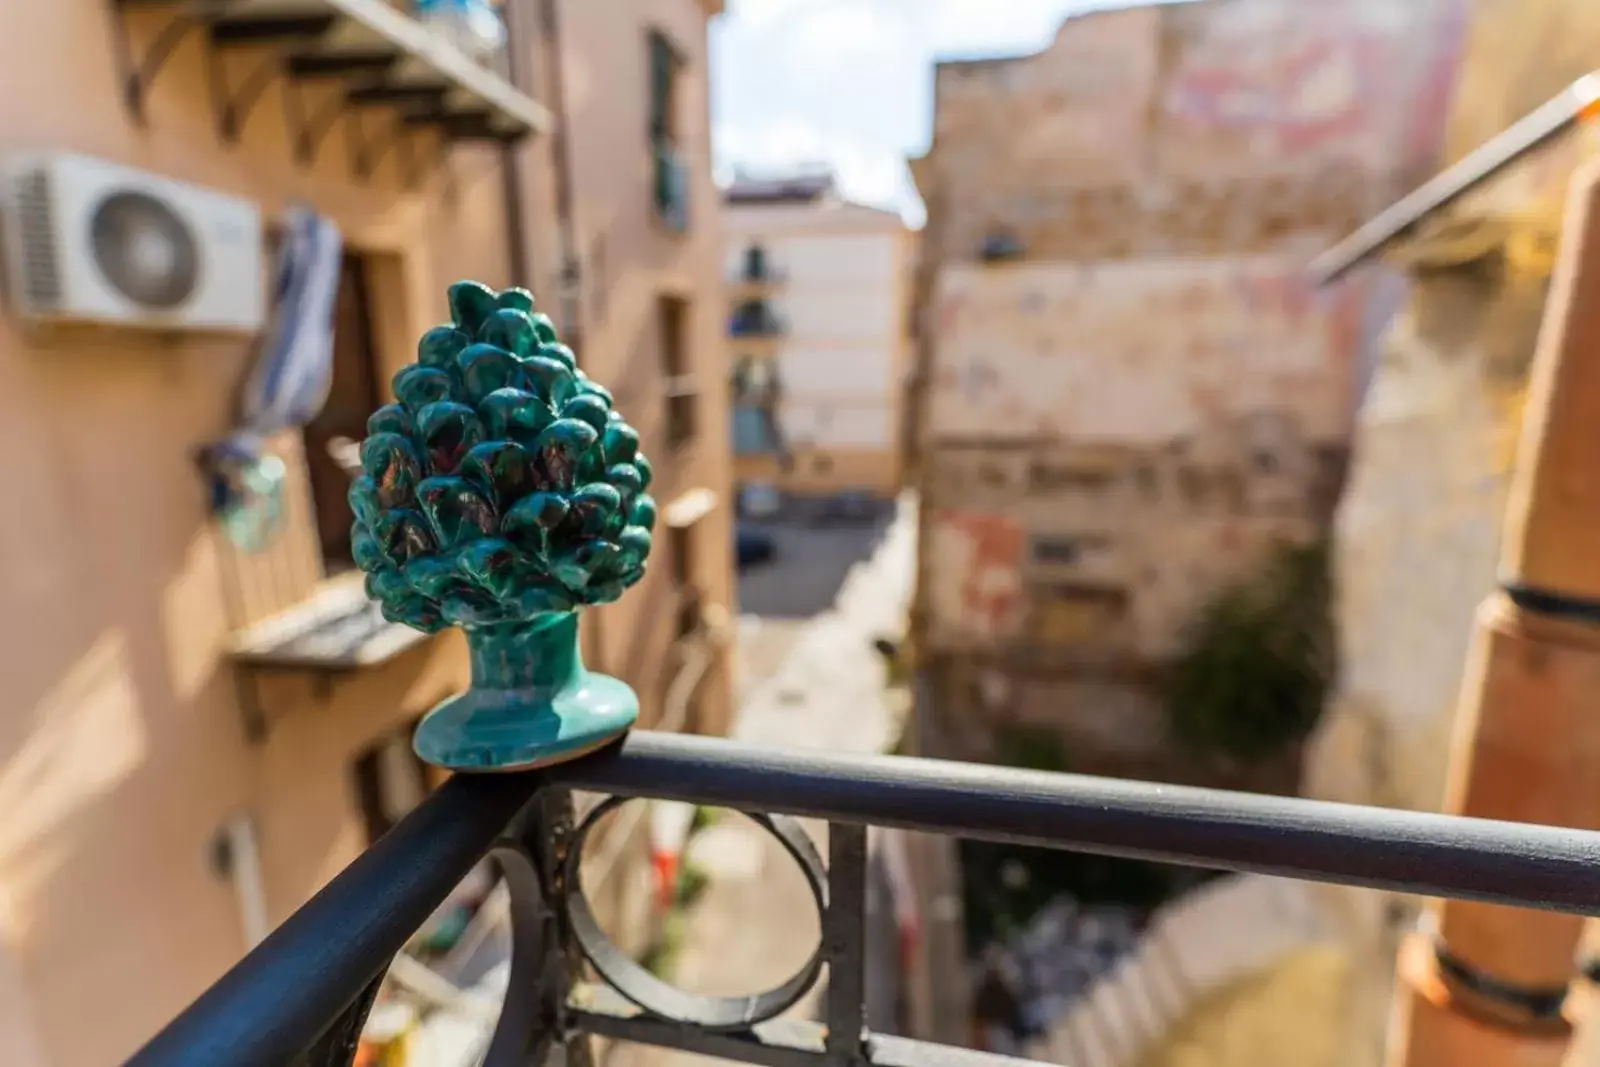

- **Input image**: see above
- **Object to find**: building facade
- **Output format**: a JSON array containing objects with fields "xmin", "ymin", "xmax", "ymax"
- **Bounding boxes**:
[
  {"xmin": 897, "ymin": 0, "xmax": 1471, "ymax": 1053},
  {"xmin": 905, "ymin": 0, "xmax": 1467, "ymax": 780},
  {"xmin": 0, "ymin": 1, "xmax": 731, "ymax": 1063},
  {"xmin": 724, "ymin": 173, "xmax": 912, "ymax": 502}
]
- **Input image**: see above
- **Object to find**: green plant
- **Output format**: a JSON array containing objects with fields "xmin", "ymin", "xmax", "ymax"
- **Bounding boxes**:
[
  {"xmin": 992, "ymin": 726, "xmax": 1070, "ymax": 774},
  {"xmin": 675, "ymin": 862, "xmax": 710, "ymax": 909},
  {"xmin": 689, "ymin": 805, "xmax": 718, "ymax": 836},
  {"xmin": 1164, "ymin": 539, "xmax": 1335, "ymax": 763},
  {"xmin": 639, "ymin": 912, "xmax": 687, "ymax": 978},
  {"xmin": 958, "ymin": 839, "xmax": 1184, "ymax": 951}
]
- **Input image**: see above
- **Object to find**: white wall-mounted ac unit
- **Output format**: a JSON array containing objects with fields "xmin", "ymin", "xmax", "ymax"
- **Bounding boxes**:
[{"xmin": 1, "ymin": 152, "xmax": 264, "ymax": 333}]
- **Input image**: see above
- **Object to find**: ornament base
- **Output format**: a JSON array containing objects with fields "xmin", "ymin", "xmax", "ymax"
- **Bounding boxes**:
[{"xmin": 412, "ymin": 612, "xmax": 637, "ymax": 772}]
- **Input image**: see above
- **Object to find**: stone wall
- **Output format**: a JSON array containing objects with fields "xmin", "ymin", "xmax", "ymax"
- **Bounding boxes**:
[
  {"xmin": 919, "ymin": 0, "xmax": 1466, "ymax": 267},
  {"xmin": 908, "ymin": 0, "xmax": 1468, "ymax": 786},
  {"xmin": 919, "ymin": 255, "xmax": 1345, "ymax": 664}
]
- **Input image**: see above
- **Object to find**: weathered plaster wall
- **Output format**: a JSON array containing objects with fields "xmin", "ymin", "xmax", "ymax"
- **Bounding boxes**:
[
  {"xmin": 928, "ymin": 258, "xmax": 1349, "ymax": 443},
  {"xmin": 921, "ymin": 0, "xmax": 1466, "ymax": 266},
  {"xmin": 921, "ymin": 258, "xmax": 1342, "ymax": 658},
  {"xmin": 908, "ymin": 0, "xmax": 1467, "ymax": 815}
]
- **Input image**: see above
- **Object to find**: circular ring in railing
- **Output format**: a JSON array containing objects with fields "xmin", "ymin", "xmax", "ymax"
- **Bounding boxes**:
[{"xmin": 561, "ymin": 796, "xmax": 828, "ymax": 1031}]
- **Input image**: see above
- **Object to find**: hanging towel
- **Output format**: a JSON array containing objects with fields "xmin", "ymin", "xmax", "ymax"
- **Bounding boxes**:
[{"xmin": 201, "ymin": 203, "xmax": 343, "ymax": 552}]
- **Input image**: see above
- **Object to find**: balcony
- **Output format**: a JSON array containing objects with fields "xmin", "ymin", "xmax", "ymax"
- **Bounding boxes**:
[
  {"xmin": 730, "ymin": 300, "xmax": 785, "ymax": 339},
  {"xmin": 109, "ymin": 0, "xmax": 547, "ymax": 177},
  {"xmin": 130, "ymin": 729, "xmax": 1600, "ymax": 1067},
  {"xmin": 729, "ymin": 247, "xmax": 788, "ymax": 301},
  {"xmin": 730, "ymin": 300, "xmax": 785, "ymax": 362},
  {"xmin": 664, "ymin": 373, "xmax": 700, "ymax": 453},
  {"xmin": 732, "ymin": 355, "xmax": 782, "ymax": 408}
]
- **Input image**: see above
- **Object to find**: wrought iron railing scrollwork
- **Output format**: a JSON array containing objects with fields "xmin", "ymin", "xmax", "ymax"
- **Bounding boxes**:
[{"xmin": 130, "ymin": 730, "xmax": 1600, "ymax": 1067}]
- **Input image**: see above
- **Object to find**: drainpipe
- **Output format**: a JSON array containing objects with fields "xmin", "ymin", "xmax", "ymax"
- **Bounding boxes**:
[
  {"xmin": 498, "ymin": 0, "xmax": 533, "ymax": 287},
  {"xmin": 537, "ymin": 0, "xmax": 584, "ymax": 354},
  {"xmin": 1387, "ymin": 156, "xmax": 1600, "ymax": 1067},
  {"xmin": 536, "ymin": 0, "xmax": 604, "ymax": 668}
]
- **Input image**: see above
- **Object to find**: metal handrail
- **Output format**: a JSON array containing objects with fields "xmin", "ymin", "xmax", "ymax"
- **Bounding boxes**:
[
  {"xmin": 1312, "ymin": 72, "xmax": 1600, "ymax": 285},
  {"xmin": 557, "ymin": 733, "xmax": 1600, "ymax": 912},
  {"xmin": 126, "ymin": 730, "xmax": 1600, "ymax": 1067}
]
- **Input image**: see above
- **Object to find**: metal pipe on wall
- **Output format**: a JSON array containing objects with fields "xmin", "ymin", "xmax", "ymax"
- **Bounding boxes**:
[
  {"xmin": 498, "ymin": 0, "xmax": 534, "ymax": 287},
  {"xmin": 537, "ymin": 0, "xmax": 584, "ymax": 354}
]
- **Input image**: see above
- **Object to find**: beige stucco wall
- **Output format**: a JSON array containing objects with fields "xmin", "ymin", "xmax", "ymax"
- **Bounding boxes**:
[
  {"xmin": 0, "ymin": 10, "xmax": 496, "ymax": 1066},
  {"xmin": 0, "ymin": 1, "xmax": 732, "ymax": 1063},
  {"xmin": 557, "ymin": 0, "xmax": 736, "ymax": 733}
]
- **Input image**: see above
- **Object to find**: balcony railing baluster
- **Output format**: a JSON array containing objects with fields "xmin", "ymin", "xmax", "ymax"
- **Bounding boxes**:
[{"xmin": 127, "ymin": 730, "xmax": 1600, "ymax": 1067}]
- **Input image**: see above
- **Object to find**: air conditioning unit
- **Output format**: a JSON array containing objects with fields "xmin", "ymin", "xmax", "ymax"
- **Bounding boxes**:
[{"xmin": 1, "ymin": 152, "xmax": 264, "ymax": 333}]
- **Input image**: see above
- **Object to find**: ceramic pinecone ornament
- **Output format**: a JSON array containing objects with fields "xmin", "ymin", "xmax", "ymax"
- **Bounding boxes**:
[{"xmin": 350, "ymin": 280, "xmax": 654, "ymax": 771}]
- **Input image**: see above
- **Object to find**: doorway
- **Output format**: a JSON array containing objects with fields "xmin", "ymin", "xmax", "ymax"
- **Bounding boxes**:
[{"xmin": 302, "ymin": 253, "xmax": 382, "ymax": 574}]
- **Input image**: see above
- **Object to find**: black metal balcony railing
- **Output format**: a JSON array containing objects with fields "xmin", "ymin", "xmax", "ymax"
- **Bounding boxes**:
[
  {"xmin": 731, "ymin": 302, "xmax": 786, "ymax": 338},
  {"xmin": 129, "ymin": 731, "xmax": 1600, "ymax": 1067},
  {"xmin": 733, "ymin": 247, "xmax": 787, "ymax": 285}
]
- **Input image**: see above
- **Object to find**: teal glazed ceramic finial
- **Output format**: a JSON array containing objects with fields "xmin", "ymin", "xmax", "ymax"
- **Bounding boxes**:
[{"xmin": 350, "ymin": 280, "xmax": 655, "ymax": 771}]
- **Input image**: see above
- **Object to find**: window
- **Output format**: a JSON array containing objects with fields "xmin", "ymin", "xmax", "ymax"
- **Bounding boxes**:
[
  {"xmin": 1028, "ymin": 462, "xmax": 1116, "ymax": 494},
  {"xmin": 1177, "ymin": 466, "xmax": 1207, "ymax": 505},
  {"xmin": 353, "ymin": 728, "xmax": 428, "ymax": 844},
  {"xmin": 649, "ymin": 31, "xmax": 687, "ymax": 232},
  {"xmin": 733, "ymin": 405, "xmax": 779, "ymax": 455},
  {"xmin": 732, "ymin": 356, "xmax": 779, "ymax": 405},
  {"xmin": 1134, "ymin": 464, "xmax": 1159, "ymax": 498},
  {"xmin": 976, "ymin": 461, "xmax": 1012, "ymax": 491},
  {"xmin": 980, "ymin": 230, "xmax": 1026, "ymax": 262},
  {"xmin": 589, "ymin": 232, "xmax": 608, "ymax": 324},
  {"xmin": 1032, "ymin": 537, "xmax": 1080, "ymax": 566},
  {"xmin": 730, "ymin": 300, "xmax": 781, "ymax": 337},
  {"xmin": 1031, "ymin": 535, "xmax": 1111, "ymax": 567},
  {"xmin": 669, "ymin": 525, "xmax": 692, "ymax": 588},
  {"xmin": 1031, "ymin": 583, "xmax": 1130, "ymax": 645},
  {"xmin": 668, "ymin": 523, "xmax": 700, "ymax": 637},
  {"xmin": 659, "ymin": 296, "xmax": 696, "ymax": 448},
  {"xmin": 303, "ymin": 254, "xmax": 381, "ymax": 572},
  {"xmin": 743, "ymin": 243, "xmax": 770, "ymax": 280}
]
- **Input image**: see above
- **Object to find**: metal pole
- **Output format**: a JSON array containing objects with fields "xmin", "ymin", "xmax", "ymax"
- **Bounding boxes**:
[
  {"xmin": 1387, "ymin": 156, "xmax": 1600, "ymax": 1067},
  {"xmin": 537, "ymin": 0, "xmax": 584, "ymax": 354},
  {"xmin": 498, "ymin": 0, "xmax": 535, "ymax": 288},
  {"xmin": 1312, "ymin": 74, "xmax": 1600, "ymax": 285}
]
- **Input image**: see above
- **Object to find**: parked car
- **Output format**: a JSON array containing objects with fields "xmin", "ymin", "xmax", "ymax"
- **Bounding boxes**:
[
  {"xmin": 739, "ymin": 482, "xmax": 782, "ymax": 519},
  {"xmin": 736, "ymin": 525, "xmax": 777, "ymax": 569}
]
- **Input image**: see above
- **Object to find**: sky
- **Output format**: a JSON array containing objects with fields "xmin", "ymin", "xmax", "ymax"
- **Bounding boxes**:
[{"xmin": 708, "ymin": 0, "xmax": 1167, "ymax": 226}]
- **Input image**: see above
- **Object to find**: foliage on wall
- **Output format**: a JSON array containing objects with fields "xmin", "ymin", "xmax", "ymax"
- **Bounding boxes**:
[{"xmin": 1164, "ymin": 539, "xmax": 1334, "ymax": 763}]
